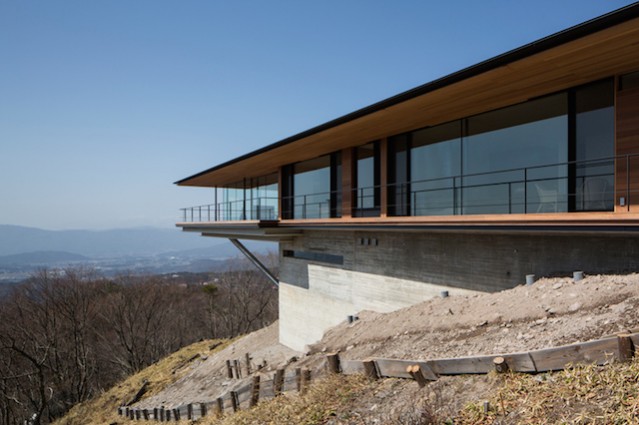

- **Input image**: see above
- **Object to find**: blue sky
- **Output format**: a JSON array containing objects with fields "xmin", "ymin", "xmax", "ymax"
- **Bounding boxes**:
[{"xmin": 0, "ymin": 0, "xmax": 636, "ymax": 230}]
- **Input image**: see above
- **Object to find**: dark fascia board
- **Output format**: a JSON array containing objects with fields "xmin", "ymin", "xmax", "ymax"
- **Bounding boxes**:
[{"xmin": 175, "ymin": 2, "xmax": 639, "ymax": 186}]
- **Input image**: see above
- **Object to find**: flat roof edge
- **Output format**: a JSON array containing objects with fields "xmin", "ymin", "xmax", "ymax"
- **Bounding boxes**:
[{"xmin": 175, "ymin": 2, "xmax": 639, "ymax": 186}]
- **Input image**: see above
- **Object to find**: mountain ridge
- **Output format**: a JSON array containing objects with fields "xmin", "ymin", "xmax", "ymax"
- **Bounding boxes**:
[{"xmin": 0, "ymin": 224, "xmax": 228, "ymax": 257}]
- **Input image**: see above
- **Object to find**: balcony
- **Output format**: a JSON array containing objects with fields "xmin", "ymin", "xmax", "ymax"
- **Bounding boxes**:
[{"xmin": 179, "ymin": 154, "xmax": 639, "ymax": 226}]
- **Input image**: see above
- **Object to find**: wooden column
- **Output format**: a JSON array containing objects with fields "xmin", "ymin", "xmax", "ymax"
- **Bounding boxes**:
[
  {"xmin": 278, "ymin": 167, "xmax": 284, "ymax": 219},
  {"xmin": 341, "ymin": 148, "xmax": 354, "ymax": 218},
  {"xmin": 380, "ymin": 138, "xmax": 388, "ymax": 218}
]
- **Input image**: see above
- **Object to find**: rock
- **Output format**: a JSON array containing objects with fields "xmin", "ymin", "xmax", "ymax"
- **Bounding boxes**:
[
  {"xmin": 552, "ymin": 282, "xmax": 563, "ymax": 290},
  {"xmin": 568, "ymin": 302, "xmax": 581, "ymax": 312}
]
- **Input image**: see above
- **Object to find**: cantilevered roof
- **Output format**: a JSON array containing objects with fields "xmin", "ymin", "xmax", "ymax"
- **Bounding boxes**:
[{"xmin": 177, "ymin": 3, "xmax": 639, "ymax": 187}]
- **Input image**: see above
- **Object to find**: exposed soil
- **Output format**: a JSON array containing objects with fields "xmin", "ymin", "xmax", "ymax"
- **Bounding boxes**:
[{"xmin": 135, "ymin": 273, "xmax": 639, "ymax": 415}]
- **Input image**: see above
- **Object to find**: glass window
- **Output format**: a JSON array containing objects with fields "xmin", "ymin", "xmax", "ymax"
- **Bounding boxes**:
[
  {"xmin": 354, "ymin": 141, "xmax": 380, "ymax": 217},
  {"xmin": 464, "ymin": 93, "xmax": 568, "ymax": 214},
  {"xmin": 280, "ymin": 153, "xmax": 341, "ymax": 219},
  {"xmin": 216, "ymin": 174, "xmax": 278, "ymax": 221},
  {"xmin": 388, "ymin": 134, "xmax": 409, "ymax": 216},
  {"xmin": 411, "ymin": 121, "xmax": 462, "ymax": 216},
  {"xmin": 574, "ymin": 79, "xmax": 614, "ymax": 211},
  {"xmin": 293, "ymin": 155, "xmax": 331, "ymax": 219},
  {"xmin": 248, "ymin": 173, "xmax": 278, "ymax": 220}
]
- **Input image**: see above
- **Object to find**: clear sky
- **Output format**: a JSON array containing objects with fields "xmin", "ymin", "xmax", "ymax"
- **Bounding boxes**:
[{"xmin": 1, "ymin": 0, "xmax": 636, "ymax": 230}]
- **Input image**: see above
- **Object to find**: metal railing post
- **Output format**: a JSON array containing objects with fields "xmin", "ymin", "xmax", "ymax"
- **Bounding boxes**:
[
  {"xmin": 508, "ymin": 182, "xmax": 512, "ymax": 214},
  {"xmin": 524, "ymin": 168, "xmax": 528, "ymax": 214},
  {"xmin": 627, "ymin": 154, "xmax": 631, "ymax": 211},
  {"xmin": 303, "ymin": 195, "xmax": 307, "ymax": 219}
]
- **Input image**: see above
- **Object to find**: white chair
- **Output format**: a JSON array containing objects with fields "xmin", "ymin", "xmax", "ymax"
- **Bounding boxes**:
[
  {"xmin": 583, "ymin": 178, "xmax": 608, "ymax": 210},
  {"xmin": 535, "ymin": 183, "xmax": 559, "ymax": 212}
]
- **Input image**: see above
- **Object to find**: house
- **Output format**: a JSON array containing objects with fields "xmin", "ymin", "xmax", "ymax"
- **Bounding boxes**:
[{"xmin": 176, "ymin": 4, "xmax": 639, "ymax": 351}]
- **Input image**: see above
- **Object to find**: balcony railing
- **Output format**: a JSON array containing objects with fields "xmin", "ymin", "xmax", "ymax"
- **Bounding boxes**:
[
  {"xmin": 379, "ymin": 155, "xmax": 618, "ymax": 217},
  {"xmin": 180, "ymin": 197, "xmax": 278, "ymax": 223},
  {"xmin": 179, "ymin": 154, "xmax": 639, "ymax": 223}
]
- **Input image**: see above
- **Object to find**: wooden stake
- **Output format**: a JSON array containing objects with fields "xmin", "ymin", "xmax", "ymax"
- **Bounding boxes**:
[
  {"xmin": 245, "ymin": 352, "xmax": 252, "ymax": 375},
  {"xmin": 230, "ymin": 391, "xmax": 239, "ymax": 412},
  {"xmin": 363, "ymin": 359, "xmax": 379, "ymax": 380},
  {"xmin": 618, "ymin": 334, "xmax": 635, "ymax": 362},
  {"xmin": 301, "ymin": 368, "xmax": 311, "ymax": 395},
  {"xmin": 226, "ymin": 360, "xmax": 233, "ymax": 379},
  {"xmin": 200, "ymin": 402, "xmax": 207, "ymax": 418},
  {"xmin": 250, "ymin": 375, "xmax": 261, "ymax": 407},
  {"xmin": 274, "ymin": 369, "xmax": 285, "ymax": 396},
  {"xmin": 142, "ymin": 409, "xmax": 148, "ymax": 420},
  {"xmin": 234, "ymin": 359, "xmax": 243, "ymax": 379},
  {"xmin": 493, "ymin": 356, "xmax": 509, "ymax": 373},
  {"xmin": 406, "ymin": 364, "xmax": 428, "ymax": 388},
  {"xmin": 295, "ymin": 367, "xmax": 302, "ymax": 392},
  {"xmin": 326, "ymin": 353, "xmax": 341, "ymax": 374},
  {"xmin": 173, "ymin": 408, "xmax": 180, "ymax": 420},
  {"xmin": 187, "ymin": 403, "xmax": 193, "ymax": 419},
  {"xmin": 216, "ymin": 397, "xmax": 224, "ymax": 416}
]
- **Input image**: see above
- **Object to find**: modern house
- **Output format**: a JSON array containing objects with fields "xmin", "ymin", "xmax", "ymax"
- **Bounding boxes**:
[{"xmin": 177, "ymin": 4, "xmax": 639, "ymax": 351}]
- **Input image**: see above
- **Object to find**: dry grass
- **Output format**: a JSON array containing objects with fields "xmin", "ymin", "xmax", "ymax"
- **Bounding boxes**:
[
  {"xmin": 210, "ymin": 374, "xmax": 370, "ymax": 425},
  {"xmin": 458, "ymin": 358, "xmax": 639, "ymax": 424},
  {"xmin": 53, "ymin": 339, "xmax": 228, "ymax": 425},
  {"xmin": 55, "ymin": 340, "xmax": 639, "ymax": 425}
]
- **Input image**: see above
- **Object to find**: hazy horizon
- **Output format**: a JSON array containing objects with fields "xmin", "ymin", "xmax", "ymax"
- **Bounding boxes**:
[{"xmin": 1, "ymin": 1, "xmax": 635, "ymax": 230}]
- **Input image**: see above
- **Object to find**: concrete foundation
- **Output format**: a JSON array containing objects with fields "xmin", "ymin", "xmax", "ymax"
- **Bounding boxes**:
[{"xmin": 278, "ymin": 229, "xmax": 639, "ymax": 351}]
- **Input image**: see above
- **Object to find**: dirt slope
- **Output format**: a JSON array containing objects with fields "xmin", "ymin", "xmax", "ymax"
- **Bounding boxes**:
[{"xmin": 133, "ymin": 273, "xmax": 639, "ymax": 413}]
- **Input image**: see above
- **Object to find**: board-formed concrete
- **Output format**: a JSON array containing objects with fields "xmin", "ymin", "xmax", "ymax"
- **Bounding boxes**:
[
  {"xmin": 279, "ymin": 266, "xmax": 478, "ymax": 352},
  {"xmin": 278, "ymin": 229, "xmax": 639, "ymax": 351}
]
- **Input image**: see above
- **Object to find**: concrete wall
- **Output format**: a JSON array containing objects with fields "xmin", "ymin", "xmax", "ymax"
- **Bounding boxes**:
[
  {"xmin": 279, "ymin": 268, "xmax": 476, "ymax": 352},
  {"xmin": 278, "ymin": 229, "xmax": 639, "ymax": 351}
]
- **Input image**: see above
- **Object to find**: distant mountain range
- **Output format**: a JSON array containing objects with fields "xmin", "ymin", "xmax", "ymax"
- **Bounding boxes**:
[
  {"xmin": 0, "ymin": 250, "xmax": 90, "ymax": 266},
  {"xmin": 0, "ymin": 225, "xmax": 276, "ymax": 282},
  {"xmin": 0, "ymin": 224, "xmax": 273, "ymax": 258}
]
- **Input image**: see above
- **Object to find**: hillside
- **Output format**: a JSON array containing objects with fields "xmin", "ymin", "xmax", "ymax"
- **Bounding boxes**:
[{"xmin": 57, "ymin": 273, "xmax": 639, "ymax": 424}]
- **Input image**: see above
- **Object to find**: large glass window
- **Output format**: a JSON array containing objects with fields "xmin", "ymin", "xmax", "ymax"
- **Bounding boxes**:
[
  {"xmin": 215, "ymin": 173, "xmax": 278, "ymax": 221},
  {"xmin": 354, "ymin": 141, "xmax": 380, "ymax": 217},
  {"xmin": 574, "ymin": 80, "xmax": 615, "ymax": 211},
  {"xmin": 411, "ymin": 121, "xmax": 462, "ymax": 215},
  {"xmin": 248, "ymin": 173, "xmax": 278, "ymax": 220},
  {"xmin": 281, "ymin": 153, "xmax": 341, "ymax": 219},
  {"xmin": 464, "ymin": 93, "xmax": 568, "ymax": 214}
]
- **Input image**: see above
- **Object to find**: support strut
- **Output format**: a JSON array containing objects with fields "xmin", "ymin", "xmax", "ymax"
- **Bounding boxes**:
[{"xmin": 229, "ymin": 239, "xmax": 279, "ymax": 287}]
